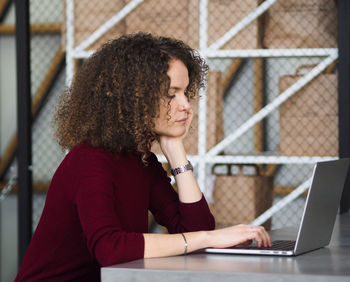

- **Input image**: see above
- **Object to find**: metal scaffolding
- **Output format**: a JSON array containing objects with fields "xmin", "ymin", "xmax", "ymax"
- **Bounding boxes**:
[{"xmin": 64, "ymin": 0, "xmax": 345, "ymax": 226}]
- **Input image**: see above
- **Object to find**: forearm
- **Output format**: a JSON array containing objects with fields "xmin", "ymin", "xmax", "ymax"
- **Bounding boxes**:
[
  {"xmin": 143, "ymin": 225, "xmax": 272, "ymax": 258},
  {"xmin": 161, "ymin": 140, "xmax": 202, "ymax": 203},
  {"xmin": 143, "ymin": 231, "xmax": 208, "ymax": 258},
  {"xmin": 174, "ymin": 170, "xmax": 202, "ymax": 203}
]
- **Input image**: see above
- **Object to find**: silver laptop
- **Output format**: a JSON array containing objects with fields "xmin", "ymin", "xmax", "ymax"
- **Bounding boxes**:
[{"xmin": 205, "ymin": 158, "xmax": 350, "ymax": 256}]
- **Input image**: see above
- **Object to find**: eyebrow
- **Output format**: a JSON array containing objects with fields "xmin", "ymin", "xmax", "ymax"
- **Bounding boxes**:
[
  {"xmin": 169, "ymin": 83, "xmax": 189, "ymax": 91},
  {"xmin": 169, "ymin": 86, "xmax": 183, "ymax": 91}
]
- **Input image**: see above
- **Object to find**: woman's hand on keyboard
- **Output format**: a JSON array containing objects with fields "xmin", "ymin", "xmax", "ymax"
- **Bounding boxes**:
[{"xmin": 207, "ymin": 224, "xmax": 272, "ymax": 249}]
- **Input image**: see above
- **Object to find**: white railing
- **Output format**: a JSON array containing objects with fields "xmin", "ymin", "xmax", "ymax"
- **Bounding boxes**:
[{"xmin": 65, "ymin": 0, "xmax": 339, "ymax": 226}]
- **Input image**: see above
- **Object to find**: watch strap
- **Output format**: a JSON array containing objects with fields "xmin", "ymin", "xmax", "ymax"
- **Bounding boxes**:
[{"xmin": 171, "ymin": 161, "xmax": 193, "ymax": 176}]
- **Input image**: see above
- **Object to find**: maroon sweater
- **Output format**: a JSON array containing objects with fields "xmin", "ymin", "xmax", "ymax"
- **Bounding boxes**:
[{"xmin": 15, "ymin": 144, "xmax": 215, "ymax": 281}]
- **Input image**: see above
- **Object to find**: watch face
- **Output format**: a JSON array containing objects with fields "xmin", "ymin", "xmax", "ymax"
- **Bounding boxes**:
[{"xmin": 171, "ymin": 161, "xmax": 193, "ymax": 176}]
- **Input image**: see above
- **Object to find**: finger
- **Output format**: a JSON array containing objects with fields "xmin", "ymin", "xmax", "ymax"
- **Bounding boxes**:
[
  {"xmin": 248, "ymin": 226, "xmax": 270, "ymax": 247},
  {"xmin": 241, "ymin": 239, "xmax": 253, "ymax": 246},
  {"xmin": 182, "ymin": 109, "xmax": 193, "ymax": 137},
  {"xmin": 256, "ymin": 226, "xmax": 270, "ymax": 247},
  {"xmin": 257, "ymin": 226, "xmax": 272, "ymax": 247},
  {"xmin": 263, "ymin": 228, "xmax": 272, "ymax": 247},
  {"xmin": 246, "ymin": 226, "xmax": 260, "ymax": 246},
  {"xmin": 186, "ymin": 109, "xmax": 193, "ymax": 126}
]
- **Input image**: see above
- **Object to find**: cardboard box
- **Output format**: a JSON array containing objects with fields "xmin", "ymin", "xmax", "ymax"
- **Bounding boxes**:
[
  {"xmin": 211, "ymin": 166, "xmax": 273, "ymax": 230},
  {"xmin": 279, "ymin": 73, "xmax": 338, "ymax": 156},
  {"xmin": 63, "ymin": 0, "xmax": 258, "ymax": 51},
  {"xmin": 62, "ymin": 0, "xmax": 127, "ymax": 50},
  {"xmin": 280, "ymin": 116, "xmax": 338, "ymax": 156},
  {"xmin": 125, "ymin": 0, "xmax": 199, "ymax": 49},
  {"xmin": 264, "ymin": 0, "xmax": 337, "ymax": 48},
  {"xmin": 62, "ymin": 0, "xmax": 198, "ymax": 50},
  {"xmin": 208, "ymin": 0, "xmax": 258, "ymax": 49}
]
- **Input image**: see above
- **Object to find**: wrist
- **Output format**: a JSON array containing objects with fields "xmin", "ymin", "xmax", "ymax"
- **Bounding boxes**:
[
  {"xmin": 171, "ymin": 161, "xmax": 193, "ymax": 176},
  {"xmin": 184, "ymin": 231, "xmax": 210, "ymax": 254},
  {"xmin": 200, "ymin": 230, "xmax": 212, "ymax": 249}
]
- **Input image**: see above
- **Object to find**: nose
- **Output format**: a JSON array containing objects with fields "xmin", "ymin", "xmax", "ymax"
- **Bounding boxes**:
[{"xmin": 179, "ymin": 93, "xmax": 190, "ymax": 111}]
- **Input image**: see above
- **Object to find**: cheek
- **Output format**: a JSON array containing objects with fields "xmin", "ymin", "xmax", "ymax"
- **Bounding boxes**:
[
  {"xmin": 168, "ymin": 101, "xmax": 178, "ymax": 119},
  {"xmin": 156, "ymin": 107, "xmax": 170, "ymax": 127},
  {"xmin": 159, "ymin": 106, "xmax": 168, "ymax": 121},
  {"xmin": 161, "ymin": 102, "xmax": 175, "ymax": 121}
]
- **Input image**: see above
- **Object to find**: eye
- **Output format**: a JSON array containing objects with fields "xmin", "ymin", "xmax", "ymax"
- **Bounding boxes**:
[{"xmin": 167, "ymin": 90, "xmax": 176, "ymax": 99}]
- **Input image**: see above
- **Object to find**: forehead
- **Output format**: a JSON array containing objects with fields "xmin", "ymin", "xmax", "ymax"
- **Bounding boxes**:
[{"xmin": 167, "ymin": 59, "xmax": 189, "ymax": 88}]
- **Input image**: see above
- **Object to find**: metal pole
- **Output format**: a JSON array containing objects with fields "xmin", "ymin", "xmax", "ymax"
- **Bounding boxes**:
[
  {"xmin": 338, "ymin": 0, "xmax": 350, "ymax": 213},
  {"xmin": 15, "ymin": 0, "xmax": 33, "ymax": 265}
]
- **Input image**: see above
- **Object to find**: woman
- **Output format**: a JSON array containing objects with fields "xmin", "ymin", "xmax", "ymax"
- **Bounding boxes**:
[{"xmin": 15, "ymin": 33, "xmax": 271, "ymax": 281}]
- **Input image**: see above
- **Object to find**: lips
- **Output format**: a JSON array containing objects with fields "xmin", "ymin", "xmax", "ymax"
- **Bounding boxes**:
[{"xmin": 176, "ymin": 118, "xmax": 187, "ymax": 123}]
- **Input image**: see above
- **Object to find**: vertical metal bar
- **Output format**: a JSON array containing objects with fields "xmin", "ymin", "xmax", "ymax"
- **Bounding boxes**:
[
  {"xmin": 199, "ymin": 0, "xmax": 208, "ymax": 50},
  {"xmin": 66, "ymin": 0, "xmax": 75, "ymax": 85},
  {"xmin": 338, "ymin": 0, "xmax": 350, "ymax": 213},
  {"xmin": 198, "ymin": 0, "xmax": 208, "ymax": 197},
  {"xmin": 15, "ymin": 0, "xmax": 32, "ymax": 265}
]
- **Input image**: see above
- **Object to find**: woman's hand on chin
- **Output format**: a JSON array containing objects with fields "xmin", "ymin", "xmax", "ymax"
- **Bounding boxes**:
[
  {"xmin": 158, "ymin": 135, "xmax": 185, "ymax": 160},
  {"xmin": 183, "ymin": 107, "xmax": 193, "ymax": 138},
  {"xmin": 158, "ymin": 108, "xmax": 193, "ymax": 156}
]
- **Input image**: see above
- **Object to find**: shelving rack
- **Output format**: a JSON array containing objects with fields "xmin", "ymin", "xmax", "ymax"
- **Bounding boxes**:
[{"xmin": 65, "ymin": 0, "xmax": 340, "ymax": 226}]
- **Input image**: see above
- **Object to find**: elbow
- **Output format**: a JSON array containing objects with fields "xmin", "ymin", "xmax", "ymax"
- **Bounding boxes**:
[
  {"xmin": 197, "ymin": 213, "xmax": 215, "ymax": 231},
  {"xmin": 204, "ymin": 213, "xmax": 216, "ymax": 231},
  {"xmin": 182, "ymin": 214, "xmax": 216, "ymax": 232},
  {"xmin": 95, "ymin": 246, "xmax": 142, "ymax": 267},
  {"xmin": 97, "ymin": 255, "xmax": 122, "ymax": 267},
  {"xmin": 97, "ymin": 254, "xmax": 132, "ymax": 267},
  {"xmin": 91, "ymin": 232, "xmax": 145, "ymax": 267},
  {"xmin": 93, "ymin": 243, "xmax": 123, "ymax": 266}
]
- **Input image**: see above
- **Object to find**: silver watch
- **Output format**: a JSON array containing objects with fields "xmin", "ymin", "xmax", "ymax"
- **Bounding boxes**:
[{"xmin": 171, "ymin": 161, "xmax": 193, "ymax": 176}]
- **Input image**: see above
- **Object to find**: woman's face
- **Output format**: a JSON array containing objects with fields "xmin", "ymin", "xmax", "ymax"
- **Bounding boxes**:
[{"xmin": 154, "ymin": 59, "xmax": 191, "ymax": 137}]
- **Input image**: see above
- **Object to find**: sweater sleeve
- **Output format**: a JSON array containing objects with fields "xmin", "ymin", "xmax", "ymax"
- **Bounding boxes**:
[
  {"xmin": 147, "ymin": 154, "xmax": 215, "ymax": 233},
  {"xmin": 75, "ymin": 153, "xmax": 144, "ymax": 266}
]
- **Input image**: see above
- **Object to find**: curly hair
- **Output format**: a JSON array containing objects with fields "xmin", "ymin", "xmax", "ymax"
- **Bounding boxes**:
[{"xmin": 53, "ymin": 32, "xmax": 208, "ymax": 162}]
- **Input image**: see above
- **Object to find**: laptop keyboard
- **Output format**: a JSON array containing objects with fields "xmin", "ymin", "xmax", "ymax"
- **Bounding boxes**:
[{"xmin": 233, "ymin": 240, "xmax": 296, "ymax": 251}]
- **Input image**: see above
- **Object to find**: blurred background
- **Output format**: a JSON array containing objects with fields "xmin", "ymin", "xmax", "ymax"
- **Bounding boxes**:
[{"xmin": 0, "ymin": 0, "xmax": 346, "ymax": 281}]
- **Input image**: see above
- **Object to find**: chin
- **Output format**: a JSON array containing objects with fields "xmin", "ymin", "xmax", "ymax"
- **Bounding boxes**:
[
  {"xmin": 173, "ymin": 128, "xmax": 187, "ymax": 137},
  {"xmin": 154, "ymin": 125, "xmax": 186, "ymax": 137},
  {"xmin": 164, "ymin": 130, "xmax": 186, "ymax": 138},
  {"xmin": 166, "ymin": 132, "xmax": 186, "ymax": 138}
]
